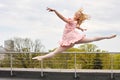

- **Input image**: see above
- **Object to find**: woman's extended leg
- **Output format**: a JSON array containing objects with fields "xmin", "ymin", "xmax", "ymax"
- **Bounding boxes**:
[
  {"xmin": 32, "ymin": 45, "xmax": 73, "ymax": 60},
  {"xmin": 76, "ymin": 34, "xmax": 116, "ymax": 44}
]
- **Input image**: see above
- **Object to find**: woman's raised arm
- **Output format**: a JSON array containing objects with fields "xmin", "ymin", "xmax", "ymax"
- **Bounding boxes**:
[{"xmin": 47, "ymin": 7, "xmax": 70, "ymax": 23}]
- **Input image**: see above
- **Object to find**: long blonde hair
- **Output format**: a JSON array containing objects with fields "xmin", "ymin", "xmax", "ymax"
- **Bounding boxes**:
[{"xmin": 76, "ymin": 8, "xmax": 89, "ymax": 25}]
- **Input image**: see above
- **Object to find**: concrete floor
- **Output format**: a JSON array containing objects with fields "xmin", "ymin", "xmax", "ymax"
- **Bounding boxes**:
[
  {"xmin": 0, "ymin": 68, "xmax": 120, "ymax": 80},
  {"xmin": 0, "ymin": 78, "xmax": 39, "ymax": 80}
]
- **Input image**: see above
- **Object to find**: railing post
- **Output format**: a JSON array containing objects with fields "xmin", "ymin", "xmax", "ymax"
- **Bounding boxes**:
[
  {"xmin": 10, "ymin": 52, "xmax": 13, "ymax": 76},
  {"xmin": 74, "ymin": 52, "xmax": 80, "ymax": 80},
  {"xmin": 4, "ymin": 40, "xmax": 14, "ymax": 77},
  {"xmin": 74, "ymin": 53, "xmax": 77, "ymax": 78},
  {"xmin": 40, "ymin": 52, "xmax": 44, "ymax": 77},
  {"xmin": 40, "ymin": 60, "xmax": 44, "ymax": 77},
  {"xmin": 110, "ymin": 53, "xmax": 114, "ymax": 80}
]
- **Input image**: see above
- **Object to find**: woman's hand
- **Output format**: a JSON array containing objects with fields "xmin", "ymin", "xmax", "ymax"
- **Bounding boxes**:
[
  {"xmin": 82, "ymin": 29, "xmax": 87, "ymax": 32},
  {"xmin": 47, "ymin": 7, "xmax": 55, "ymax": 12},
  {"xmin": 76, "ymin": 26, "xmax": 87, "ymax": 32}
]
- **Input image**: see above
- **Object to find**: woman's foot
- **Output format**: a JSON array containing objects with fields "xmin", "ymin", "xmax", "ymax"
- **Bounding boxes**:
[
  {"xmin": 32, "ymin": 56, "xmax": 43, "ymax": 61},
  {"xmin": 107, "ymin": 34, "xmax": 117, "ymax": 39}
]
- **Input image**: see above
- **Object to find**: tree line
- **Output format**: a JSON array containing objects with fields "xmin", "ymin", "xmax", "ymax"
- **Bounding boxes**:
[{"xmin": 0, "ymin": 37, "xmax": 120, "ymax": 69}]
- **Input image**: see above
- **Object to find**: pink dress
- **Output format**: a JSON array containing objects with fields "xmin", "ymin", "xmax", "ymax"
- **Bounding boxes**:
[{"xmin": 59, "ymin": 18, "xmax": 85, "ymax": 47}]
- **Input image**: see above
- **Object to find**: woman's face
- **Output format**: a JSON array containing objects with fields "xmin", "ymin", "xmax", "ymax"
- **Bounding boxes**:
[{"xmin": 74, "ymin": 12, "xmax": 81, "ymax": 20}]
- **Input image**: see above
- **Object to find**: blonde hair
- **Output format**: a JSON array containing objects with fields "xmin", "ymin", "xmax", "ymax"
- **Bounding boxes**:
[{"xmin": 76, "ymin": 8, "xmax": 89, "ymax": 25}]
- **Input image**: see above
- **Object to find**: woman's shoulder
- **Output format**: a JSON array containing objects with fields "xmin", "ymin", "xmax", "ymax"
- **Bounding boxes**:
[
  {"xmin": 68, "ymin": 18, "xmax": 77, "ymax": 24},
  {"xmin": 68, "ymin": 18, "xmax": 73, "ymax": 20}
]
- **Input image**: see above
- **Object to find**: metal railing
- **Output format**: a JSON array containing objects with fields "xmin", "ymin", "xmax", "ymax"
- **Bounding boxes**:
[{"xmin": 0, "ymin": 52, "xmax": 120, "ymax": 79}]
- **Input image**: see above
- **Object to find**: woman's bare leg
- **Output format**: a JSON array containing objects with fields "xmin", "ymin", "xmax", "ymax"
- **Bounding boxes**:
[
  {"xmin": 32, "ymin": 45, "xmax": 73, "ymax": 60},
  {"xmin": 77, "ymin": 34, "xmax": 116, "ymax": 44}
]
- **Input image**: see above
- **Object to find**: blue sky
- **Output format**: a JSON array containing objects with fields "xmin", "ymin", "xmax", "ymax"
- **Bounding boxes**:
[{"xmin": 0, "ymin": 0, "xmax": 120, "ymax": 52}]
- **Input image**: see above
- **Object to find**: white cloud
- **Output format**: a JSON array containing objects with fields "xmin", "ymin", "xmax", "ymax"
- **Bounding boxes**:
[{"xmin": 0, "ymin": 0, "xmax": 120, "ymax": 51}]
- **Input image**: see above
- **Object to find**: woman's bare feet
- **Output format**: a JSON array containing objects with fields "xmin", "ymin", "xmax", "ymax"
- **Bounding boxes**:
[
  {"xmin": 106, "ymin": 34, "xmax": 117, "ymax": 39},
  {"xmin": 32, "ymin": 56, "xmax": 43, "ymax": 61}
]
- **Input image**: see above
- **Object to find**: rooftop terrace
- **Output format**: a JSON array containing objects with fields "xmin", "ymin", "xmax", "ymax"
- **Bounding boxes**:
[{"xmin": 0, "ymin": 52, "xmax": 120, "ymax": 80}]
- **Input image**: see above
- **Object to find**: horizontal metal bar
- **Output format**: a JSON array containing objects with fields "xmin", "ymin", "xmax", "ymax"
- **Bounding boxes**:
[{"xmin": 0, "ymin": 51, "xmax": 120, "ymax": 54}]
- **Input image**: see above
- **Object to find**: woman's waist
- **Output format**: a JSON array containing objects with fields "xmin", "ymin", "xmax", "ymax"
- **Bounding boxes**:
[{"xmin": 63, "ymin": 29, "xmax": 78, "ymax": 34}]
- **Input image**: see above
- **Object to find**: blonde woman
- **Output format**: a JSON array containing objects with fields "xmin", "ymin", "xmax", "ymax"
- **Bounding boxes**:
[{"xmin": 32, "ymin": 8, "xmax": 116, "ymax": 60}]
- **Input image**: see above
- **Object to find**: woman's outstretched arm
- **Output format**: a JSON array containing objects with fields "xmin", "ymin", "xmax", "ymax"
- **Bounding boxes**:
[{"xmin": 47, "ymin": 7, "xmax": 70, "ymax": 23}]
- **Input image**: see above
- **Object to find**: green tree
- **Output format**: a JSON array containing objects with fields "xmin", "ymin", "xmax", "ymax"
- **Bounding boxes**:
[
  {"xmin": 78, "ymin": 44, "xmax": 103, "ymax": 69},
  {"xmin": 12, "ymin": 37, "xmax": 45, "ymax": 68},
  {"xmin": 43, "ymin": 44, "xmax": 110, "ymax": 69},
  {"xmin": 93, "ymin": 53, "xmax": 102, "ymax": 69},
  {"xmin": 43, "ymin": 47, "xmax": 83, "ymax": 69},
  {"xmin": 113, "ymin": 54, "xmax": 120, "ymax": 69}
]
